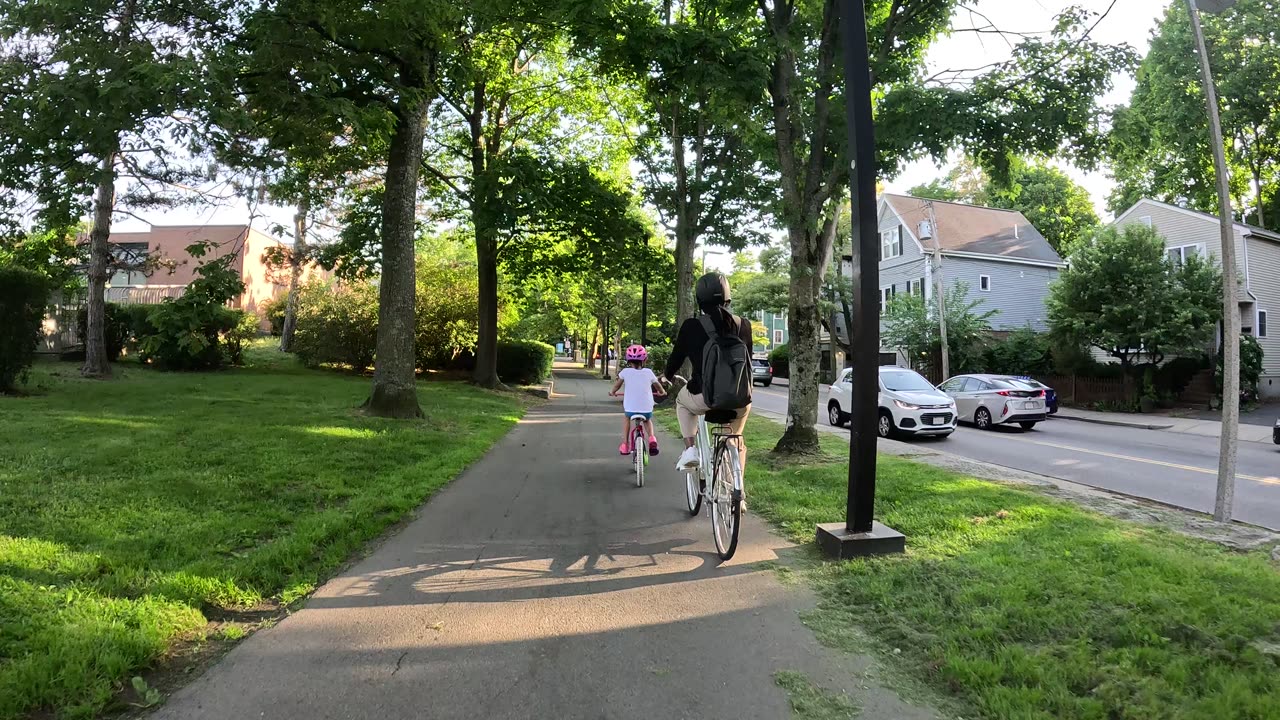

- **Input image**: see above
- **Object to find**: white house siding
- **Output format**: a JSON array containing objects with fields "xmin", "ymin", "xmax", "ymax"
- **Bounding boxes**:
[
  {"xmin": 1245, "ymin": 236, "xmax": 1280, "ymax": 398},
  {"xmin": 937, "ymin": 256, "xmax": 1059, "ymax": 331}
]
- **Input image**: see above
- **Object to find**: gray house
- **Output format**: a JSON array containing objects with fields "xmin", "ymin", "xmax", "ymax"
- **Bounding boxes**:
[
  {"xmin": 1114, "ymin": 198, "xmax": 1280, "ymax": 399},
  {"xmin": 839, "ymin": 194, "xmax": 1065, "ymax": 366}
]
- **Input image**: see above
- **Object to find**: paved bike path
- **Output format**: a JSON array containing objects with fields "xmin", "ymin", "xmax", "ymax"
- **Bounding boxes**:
[{"xmin": 153, "ymin": 367, "xmax": 935, "ymax": 720}]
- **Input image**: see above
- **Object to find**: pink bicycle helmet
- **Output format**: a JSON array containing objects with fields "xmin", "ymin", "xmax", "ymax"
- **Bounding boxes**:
[{"xmin": 624, "ymin": 344, "xmax": 648, "ymax": 362}]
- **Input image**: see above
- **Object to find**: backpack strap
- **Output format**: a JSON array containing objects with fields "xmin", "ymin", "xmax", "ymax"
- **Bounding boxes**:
[{"xmin": 699, "ymin": 314, "xmax": 719, "ymax": 339}]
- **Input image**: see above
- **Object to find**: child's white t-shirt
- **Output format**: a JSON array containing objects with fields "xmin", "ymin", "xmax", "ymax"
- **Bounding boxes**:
[{"xmin": 619, "ymin": 367, "xmax": 657, "ymax": 413}]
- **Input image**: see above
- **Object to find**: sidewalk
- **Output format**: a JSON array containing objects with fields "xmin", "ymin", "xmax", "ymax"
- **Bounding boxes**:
[
  {"xmin": 151, "ymin": 366, "xmax": 934, "ymax": 720},
  {"xmin": 1056, "ymin": 407, "xmax": 1276, "ymax": 444}
]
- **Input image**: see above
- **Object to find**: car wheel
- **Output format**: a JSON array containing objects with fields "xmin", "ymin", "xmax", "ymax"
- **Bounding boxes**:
[
  {"xmin": 974, "ymin": 407, "xmax": 993, "ymax": 430},
  {"xmin": 828, "ymin": 402, "xmax": 846, "ymax": 427},
  {"xmin": 877, "ymin": 410, "xmax": 893, "ymax": 439},
  {"xmin": 1019, "ymin": 421, "xmax": 1037, "ymax": 431},
  {"xmin": 762, "ymin": 380, "xmax": 772, "ymax": 387}
]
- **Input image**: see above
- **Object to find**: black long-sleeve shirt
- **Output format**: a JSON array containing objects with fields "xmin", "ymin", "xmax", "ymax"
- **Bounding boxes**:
[{"xmin": 663, "ymin": 314, "xmax": 753, "ymax": 395}]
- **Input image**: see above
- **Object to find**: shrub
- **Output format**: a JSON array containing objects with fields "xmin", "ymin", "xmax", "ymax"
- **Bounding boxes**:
[
  {"xmin": 259, "ymin": 294, "xmax": 288, "ymax": 336},
  {"xmin": 223, "ymin": 311, "xmax": 260, "ymax": 366},
  {"xmin": 646, "ymin": 343, "xmax": 674, "ymax": 375},
  {"xmin": 0, "ymin": 265, "xmax": 50, "ymax": 392},
  {"xmin": 291, "ymin": 280, "xmax": 379, "ymax": 370},
  {"xmin": 1154, "ymin": 355, "xmax": 1210, "ymax": 396},
  {"xmin": 769, "ymin": 343, "xmax": 790, "ymax": 378},
  {"xmin": 119, "ymin": 305, "xmax": 156, "ymax": 352},
  {"xmin": 1215, "ymin": 334, "xmax": 1264, "ymax": 401},
  {"xmin": 137, "ymin": 242, "xmax": 246, "ymax": 371},
  {"xmin": 76, "ymin": 302, "xmax": 132, "ymax": 361},
  {"xmin": 497, "ymin": 340, "xmax": 554, "ymax": 385},
  {"xmin": 982, "ymin": 328, "xmax": 1052, "ymax": 376},
  {"xmin": 415, "ymin": 259, "xmax": 479, "ymax": 370}
]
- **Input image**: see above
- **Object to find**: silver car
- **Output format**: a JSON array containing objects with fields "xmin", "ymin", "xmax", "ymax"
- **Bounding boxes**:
[{"xmin": 937, "ymin": 374, "xmax": 1047, "ymax": 430}]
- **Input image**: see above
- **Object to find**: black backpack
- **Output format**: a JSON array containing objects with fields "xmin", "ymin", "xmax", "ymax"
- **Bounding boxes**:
[{"xmin": 699, "ymin": 315, "xmax": 752, "ymax": 411}]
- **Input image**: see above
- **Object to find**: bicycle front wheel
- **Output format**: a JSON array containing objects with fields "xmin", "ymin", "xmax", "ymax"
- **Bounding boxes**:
[{"xmin": 710, "ymin": 444, "xmax": 741, "ymax": 560}]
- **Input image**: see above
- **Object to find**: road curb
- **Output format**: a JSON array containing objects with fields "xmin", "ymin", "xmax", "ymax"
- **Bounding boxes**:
[{"xmin": 1053, "ymin": 414, "xmax": 1175, "ymax": 431}]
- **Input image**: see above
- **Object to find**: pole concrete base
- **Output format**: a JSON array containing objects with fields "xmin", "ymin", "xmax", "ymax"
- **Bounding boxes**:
[{"xmin": 816, "ymin": 521, "xmax": 905, "ymax": 560}]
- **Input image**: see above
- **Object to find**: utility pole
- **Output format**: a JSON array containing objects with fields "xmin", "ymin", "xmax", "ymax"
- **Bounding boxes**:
[
  {"xmin": 921, "ymin": 201, "xmax": 949, "ymax": 381},
  {"xmin": 1186, "ymin": 0, "xmax": 1240, "ymax": 522},
  {"xmin": 814, "ymin": 0, "xmax": 905, "ymax": 559}
]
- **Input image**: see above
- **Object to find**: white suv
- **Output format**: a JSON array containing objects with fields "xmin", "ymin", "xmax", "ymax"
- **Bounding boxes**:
[{"xmin": 827, "ymin": 366, "xmax": 957, "ymax": 439}]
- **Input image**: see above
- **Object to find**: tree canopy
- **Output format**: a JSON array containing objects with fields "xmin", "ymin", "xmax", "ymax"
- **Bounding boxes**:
[
  {"xmin": 1108, "ymin": 0, "xmax": 1280, "ymax": 229},
  {"xmin": 1047, "ymin": 224, "xmax": 1222, "ymax": 369}
]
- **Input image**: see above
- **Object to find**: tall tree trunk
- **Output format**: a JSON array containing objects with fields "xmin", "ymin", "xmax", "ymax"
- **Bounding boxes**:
[
  {"xmin": 280, "ymin": 196, "xmax": 309, "ymax": 352},
  {"xmin": 473, "ymin": 218, "xmax": 502, "ymax": 388},
  {"xmin": 672, "ymin": 109, "xmax": 697, "ymax": 326},
  {"xmin": 82, "ymin": 152, "xmax": 116, "ymax": 379},
  {"xmin": 364, "ymin": 98, "xmax": 428, "ymax": 419},
  {"xmin": 586, "ymin": 321, "xmax": 599, "ymax": 369}
]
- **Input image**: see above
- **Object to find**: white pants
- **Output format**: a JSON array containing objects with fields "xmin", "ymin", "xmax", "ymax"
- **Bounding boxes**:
[{"xmin": 674, "ymin": 387, "xmax": 750, "ymax": 438}]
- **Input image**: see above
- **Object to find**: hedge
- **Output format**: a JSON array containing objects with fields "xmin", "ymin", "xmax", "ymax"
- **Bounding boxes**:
[
  {"xmin": 769, "ymin": 343, "xmax": 790, "ymax": 379},
  {"xmin": 0, "ymin": 265, "xmax": 50, "ymax": 392},
  {"xmin": 497, "ymin": 340, "xmax": 554, "ymax": 385},
  {"xmin": 291, "ymin": 280, "xmax": 379, "ymax": 370}
]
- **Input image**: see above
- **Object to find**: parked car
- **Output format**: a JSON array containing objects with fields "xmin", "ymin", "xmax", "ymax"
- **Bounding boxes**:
[
  {"xmin": 938, "ymin": 374, "xmax": 1047, "ymax": 430},
  {"xmin": 828, "ymin": 366, "xmax": 957, "ymax": 439},
  {"xmin": 1015, "ymin": 377, "xmax": 1058, "ymax": 414},
  {"xmin": 751, "ymin": 358, "xmax": 773, "ymax": 387},
  {"xmin": 1273, "ymin": 417, "xmax": 1279, "ymax": 445}
]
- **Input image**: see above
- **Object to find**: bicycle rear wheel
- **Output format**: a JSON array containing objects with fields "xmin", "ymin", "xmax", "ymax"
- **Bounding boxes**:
[
  {"xmin": 710, "ymin": 443, "xmax": 741, "ymax": 560},
  {"xmin": 685, "ymin": 467, "xmax": 702, "ymax": 515},
  {"xmin": 633, "ymin": 427, "xmax": 645, "ymax": 488}
]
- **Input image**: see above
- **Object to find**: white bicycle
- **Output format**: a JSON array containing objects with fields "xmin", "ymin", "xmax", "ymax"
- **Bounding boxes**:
[{"xmin": 672, "ymin": 377, "xmax": 743, "ymax": 560}]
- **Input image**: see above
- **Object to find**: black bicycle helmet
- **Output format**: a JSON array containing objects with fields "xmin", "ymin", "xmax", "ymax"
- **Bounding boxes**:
[{"xmin": 695, "ymin": 272, "xmax": 731, "ymax": 306}]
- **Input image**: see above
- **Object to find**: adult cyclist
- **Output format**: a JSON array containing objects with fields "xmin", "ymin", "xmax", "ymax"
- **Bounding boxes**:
[{"xmin": 662, "ymin": 272, "xmax": 753, "ymax": 476}]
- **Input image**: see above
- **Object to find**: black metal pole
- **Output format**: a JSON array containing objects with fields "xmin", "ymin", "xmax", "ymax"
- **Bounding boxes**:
[
  {"xmin": 641, "ymin": 281, "xmax": 648, "ymax": 346},
  {"xmin": 840, "ymin": 0, "xmax": 880, "ymax": 534}
]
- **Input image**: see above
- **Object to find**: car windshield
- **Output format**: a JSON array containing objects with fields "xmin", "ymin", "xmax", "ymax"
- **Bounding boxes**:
[{"xmin": 881, "ymin": 370, "xmax": 935, "ymax": 392}]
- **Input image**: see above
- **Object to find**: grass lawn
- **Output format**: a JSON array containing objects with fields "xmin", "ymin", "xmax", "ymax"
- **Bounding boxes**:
[
  {"xmin": 0, "ymin": 344, "xmax": 524, "ymax": 719},
  {"xmin": 669, "ymin": 412, "xmax": 1280, "ymax": 719}
]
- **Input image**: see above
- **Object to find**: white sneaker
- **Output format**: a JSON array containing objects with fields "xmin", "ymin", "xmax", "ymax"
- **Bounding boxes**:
[{"xmin": 676, "ymin": 447, "xmax": 701, "ymax": 470}]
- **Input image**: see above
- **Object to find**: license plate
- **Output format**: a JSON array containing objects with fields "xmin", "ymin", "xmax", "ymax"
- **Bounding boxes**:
[
  {"xmin": 926, "ymin": 417, "xmax": 942, "ymax": 425},
  {"xmin": 1024, "ymin": 401, "xmax": 1039, "ymax": 409}
]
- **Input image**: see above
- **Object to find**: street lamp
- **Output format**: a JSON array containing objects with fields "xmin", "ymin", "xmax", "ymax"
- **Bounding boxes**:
[
  {"xmin": 1184, "ymin": 0, "xmax": 1240, "ymax": 522},
  {"xmin": 815, "ymin": 0, "xmax": 905, "ymax": 559}
]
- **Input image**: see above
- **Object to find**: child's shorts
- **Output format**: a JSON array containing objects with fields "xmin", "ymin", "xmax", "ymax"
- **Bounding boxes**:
[{"xmin": 625, "ymin": 411, "xmax": 653, "ymax": 420}]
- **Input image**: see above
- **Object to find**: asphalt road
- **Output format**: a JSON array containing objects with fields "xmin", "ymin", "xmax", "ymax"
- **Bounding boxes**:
[
  {"xmin": 752, "ymin": 383, "xmax": 1280, "ymax": 530},
  {"xmin": 152, "ymin": 369, "xmax": 933, "ymax": 720}
]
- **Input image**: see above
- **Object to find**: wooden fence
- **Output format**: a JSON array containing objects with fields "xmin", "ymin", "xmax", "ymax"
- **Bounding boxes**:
[{"xmin": 1034, "ymin": 374, "xmax": 1131, "ymax": 407}]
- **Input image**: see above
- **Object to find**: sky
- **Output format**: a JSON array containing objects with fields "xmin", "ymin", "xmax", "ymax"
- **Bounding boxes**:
[{"xmin": 121, "ymin": 0, "xmax": 1172, "ymax": 246}]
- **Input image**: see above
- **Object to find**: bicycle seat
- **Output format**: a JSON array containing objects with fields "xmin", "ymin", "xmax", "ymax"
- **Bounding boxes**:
[
  {"xmin": 629, "ymin": 414, "xmax": 648, "ymax": 421},
  {"xmin": 705, "ymin": 408, "xmax": 738, "ymax": 425}
]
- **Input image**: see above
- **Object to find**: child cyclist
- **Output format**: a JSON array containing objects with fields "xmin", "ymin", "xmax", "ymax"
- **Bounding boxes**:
[{"xmin": 609, "ymin": 345, "xmax": 666, "ymax": 456}]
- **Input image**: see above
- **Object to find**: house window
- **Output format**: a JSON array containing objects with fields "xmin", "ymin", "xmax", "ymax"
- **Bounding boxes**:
[
  {"xmin": 979, "ymin": 275, "xmax": 991, "ymax": 292},
  {"xmin": 108, "ymin": 242, "xmax": 149, "ymax": 287},
  {"xmin": 913, "ymin": 277, "xmax": 926, "ymax": 296},
  {"xmin": 1140, "ymin": 216, "xmax": 1153, "ymax": 228},
  {"xmin": 773, "ymin": 329, "xmax": 784, "ymax": 344},
  {"xmin": 1258, "ymin": 310, "xmax": 1268, "ymax": 338},
  {"xmin": 879, "ymin": 226, "xmax": 902, "ymax": 261},
  {"xmin": 879, "ymin": 285, "xmax": 896, "ymax": 314},
  {"xmin": 1168, "ymin": 244, "xmax": 1204, "ymax": 266}
]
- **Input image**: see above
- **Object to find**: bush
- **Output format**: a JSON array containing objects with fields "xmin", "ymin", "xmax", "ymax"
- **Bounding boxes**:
[
  {"xmin": 0, "ymin": 265, "xmax": 50, "ymax": 392},
  {"xmin": 982, "ymin": 328, "xmax": 1051, "ymax": 376},
  {"xmin": 291, "ymin": 280, "xmax": 379, "ymax": 370},
  {"xmin": 119, "ymin": 305, "xmax": 156, "ymax": 352},
  {"xmin": 497, "ymin": 340, "xmax": 554, "ymax": 385},
  {"xmin": 769, "ymin": 343, "xmax": 790, "ymax": 378},
  {"xmin": 1154, "ymin": 355, "xmax": 1210, "ymax": 396},
  {"xmin": 137, "ymin": 242, "xmax": 246, "ymax": 371},
  {"xmin": 76, "ymin": 303, "xmax": 132, "ymax": 361},
  {"xmin": 223, "ymin": 311, "xmax": 260, "ymax": 366},
  {"xmin": 646, "ymin": 343, "xmax": 674, "ymax": 375},
  {"xmin": 1215, "ymin": 334, "xmax": 1264, "ymax": 402},
  {"xmin": 415, "ymin": 260, "xmax": 479, "ymax": 370},
  {"xmin": 259, "ymin": 294, "xmax": 288, "ymax": 336}
]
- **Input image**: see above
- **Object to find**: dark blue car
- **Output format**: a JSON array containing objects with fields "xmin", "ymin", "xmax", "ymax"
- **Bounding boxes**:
[{"xmin": 1016, "ymin": 377, "xmax": 1058, "ymax": 414}]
